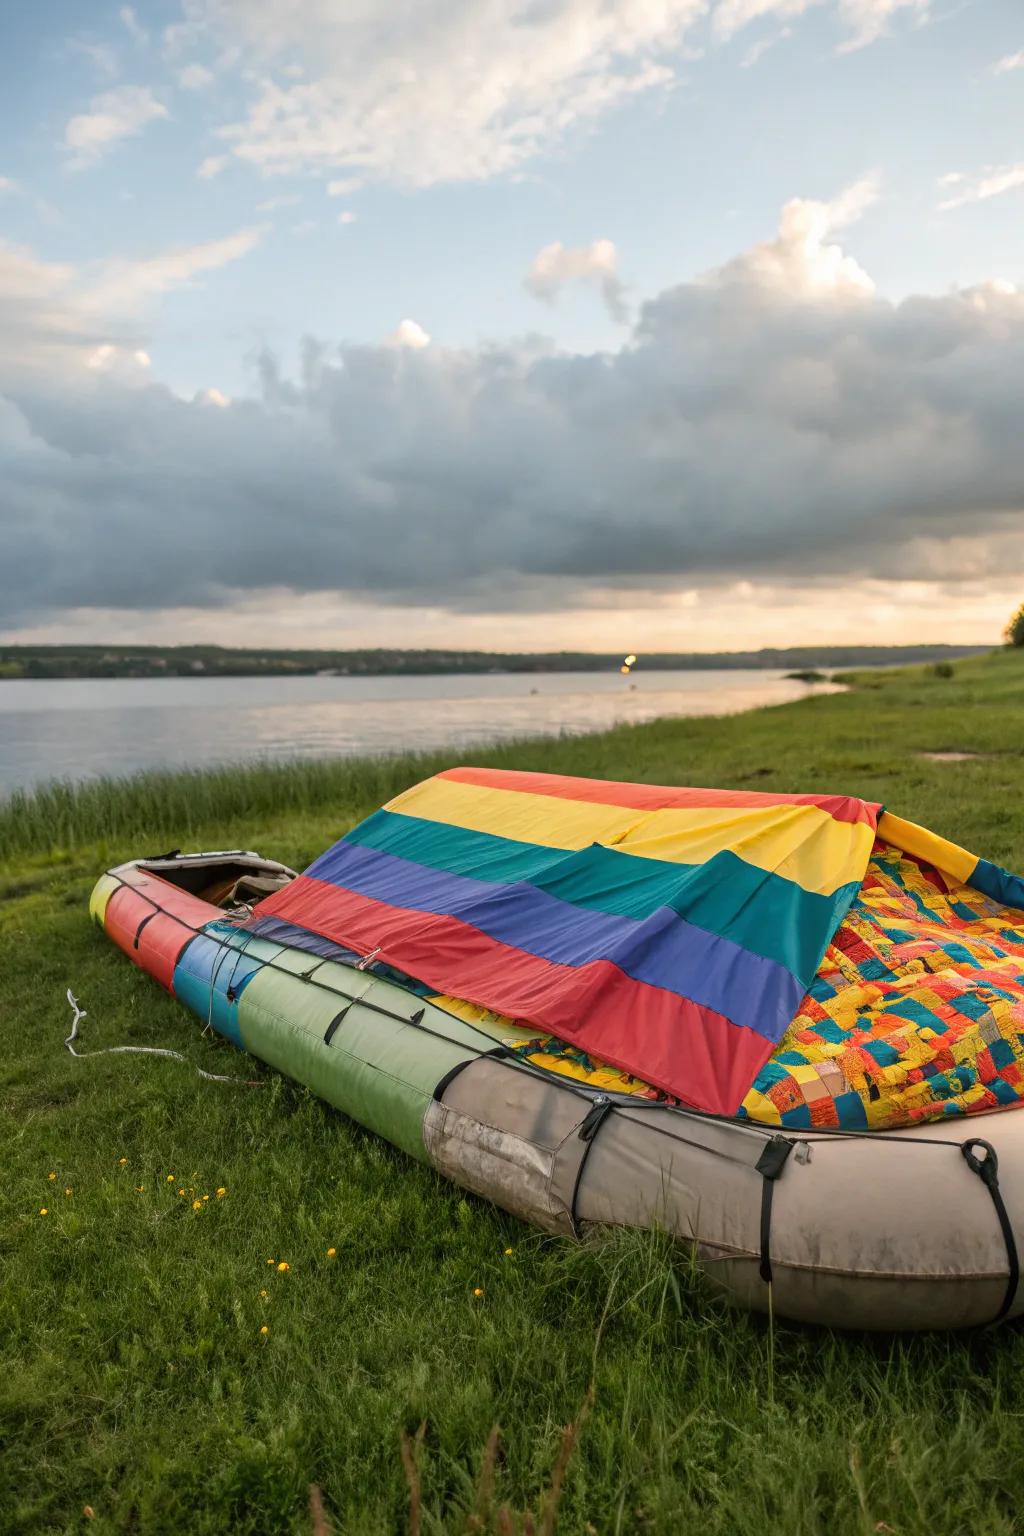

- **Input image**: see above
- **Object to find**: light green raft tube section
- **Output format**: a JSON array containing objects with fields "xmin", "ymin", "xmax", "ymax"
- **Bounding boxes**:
[{"xmin": 184, "ymin": 926, "xmax": 494, "ymax": 1162}]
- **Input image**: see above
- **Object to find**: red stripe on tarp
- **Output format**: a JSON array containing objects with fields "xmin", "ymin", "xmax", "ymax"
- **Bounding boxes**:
[
  {"xmin": 437, "ymin": 766, "xmax": 879, "ymax": 828},
  {"xmin": 254, "ymin": 873, "xmax": 774, "ymax": 1113}
]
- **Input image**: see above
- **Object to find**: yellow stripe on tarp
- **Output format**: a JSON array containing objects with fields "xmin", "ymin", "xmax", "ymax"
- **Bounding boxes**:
[
  {"xmin": 430, "ymin": 994, "xmax": 679, "ymax": 1100},
  {"xmin": 876, "ymin": 811, "xmax": 979, "ymax": 885},
  {"xmin": 427, "ymin": 992, "xmax": 536, "ymax": 1046},
  {"xmin": 386, "ymin": 777, "xmax": 875, "ymax": 897},
  {"xmin": 89, "ymin": 872, "xmax": 121, "ymax": 927}
]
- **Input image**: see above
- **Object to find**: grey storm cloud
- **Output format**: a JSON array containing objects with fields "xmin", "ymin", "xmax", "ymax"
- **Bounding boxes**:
[{"xmin": 2, "ymin": 191, "xmax": 1024, "ymax": 627}]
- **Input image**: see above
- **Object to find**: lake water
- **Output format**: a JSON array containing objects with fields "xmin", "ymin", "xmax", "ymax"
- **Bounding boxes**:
[{"xmin": 0, "ymin": 670, "xmax": 840, "ymax": 794}]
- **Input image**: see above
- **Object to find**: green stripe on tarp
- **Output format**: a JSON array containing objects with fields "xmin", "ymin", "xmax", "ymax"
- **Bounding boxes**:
[{"xmin": 345, "ymin": 809, "xmax": 858, "ymax": 985}]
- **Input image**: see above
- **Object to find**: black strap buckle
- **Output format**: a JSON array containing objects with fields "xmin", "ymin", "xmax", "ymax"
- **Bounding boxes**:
[
  {"xmin": 578, "ymin": 1095, "xmax": 613, "ymax": 1142},
  {"xmin": 756, "ymin": 1135, "xmax": 794, "ymax": 1182},
  {"xmin": 961, "ymin": 1137, "xmax": 999, "ymax": 1187}
]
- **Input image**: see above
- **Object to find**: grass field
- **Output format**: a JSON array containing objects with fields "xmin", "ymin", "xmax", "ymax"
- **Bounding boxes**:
[{"xmin": 5, "ymin": 650, "xmax": 1024, "ymax": 1535}]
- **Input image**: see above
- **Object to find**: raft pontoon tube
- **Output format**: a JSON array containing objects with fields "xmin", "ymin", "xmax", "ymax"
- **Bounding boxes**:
[{"xmin": 90, "ymin": 774, "xmax": 1024, "ymax": 1327}]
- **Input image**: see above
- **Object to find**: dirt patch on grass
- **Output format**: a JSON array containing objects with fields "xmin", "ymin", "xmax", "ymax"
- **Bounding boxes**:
[{"xmin": 919, "ymin": 750, "xmax": 989, "ymax": 763}]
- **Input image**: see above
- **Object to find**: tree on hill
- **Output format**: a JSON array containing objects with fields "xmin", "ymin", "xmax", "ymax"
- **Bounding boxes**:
[{"xmin": 1007, "ymin": 604, "xmax": 1024, "ymax": 648}]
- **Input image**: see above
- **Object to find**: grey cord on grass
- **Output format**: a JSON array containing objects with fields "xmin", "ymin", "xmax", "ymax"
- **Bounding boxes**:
[{"xmin": 64, "ymin": 989, "xmax": 261, "ymax": 1087}]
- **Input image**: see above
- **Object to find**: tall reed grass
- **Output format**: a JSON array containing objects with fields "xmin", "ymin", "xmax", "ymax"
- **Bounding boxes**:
[{"xmin": 0, "ymin": 749, "xmax": 458, "ymax": 862}]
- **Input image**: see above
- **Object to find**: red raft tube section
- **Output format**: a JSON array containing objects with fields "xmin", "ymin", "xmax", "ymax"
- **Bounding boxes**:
[{"xmin": 98, "ymin": 866, "xmax": 219, "ymax": 989}]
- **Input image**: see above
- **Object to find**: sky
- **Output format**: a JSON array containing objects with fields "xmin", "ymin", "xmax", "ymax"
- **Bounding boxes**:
[{"xmin": 2, "ymin": 0, "xmax": 1024, "ymax": 653}]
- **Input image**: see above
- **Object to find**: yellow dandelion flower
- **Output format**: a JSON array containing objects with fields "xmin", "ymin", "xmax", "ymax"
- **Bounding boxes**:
[
  {"xmin": 326, "ymin": 1247, "xmax": 337, "ymax": 1258},
  {"xmin": 64, "ymin": 1188, "xmax": 72, "ymax": 1196},
  {"xmin": 216, "ymin": 1187, "xmax": 226, "ymax": 1198},
  {"xmin": 259, "ymin": 1325, "xmax": 269, "ymax": 1336},
  {"xmin": 118, "ymin": 1158, "xmax": 128, "ymax": 1166},
  {"xmin": 39, "ymin": 1207, "xmax": 48, "ymax": 1216},
  {"xmin": 136, "ymin": 1186, "xmax": 145, "ymax": 1193},
  {"xmin": 276, "ymin": 1261, "xmax": 290, "ymax": 1272},
  {"xmin": 504, "ymin": 1247, "xmax": 514, "ymax": 1256},
  {"xmin": 202, "ymin": 1194, "xmax": 210, "ymax": 1202},
  {"xmin": 192, "ymin": 1199, "xmax": 202, "ymax": 1211},
  {"xmin": 472, "ymin": 1287, "xmax": 484, "ymax": 1298},
  {"xmin": 48, "ymin": 1172, "xmax": 57, "ymax": 1181},
  {"xmin": 178, "ymin": 1189, "xmax": 185, "ymax": 1197},
  {"xmin": 260, "ymin": 1289, "xmax": 268, "ymax": 1299},
  {"xmin": 266, "ymin": 1258, "xmax": 275, "ymax": 1265},
  {"xmin": 167, "ymin": 1175, "xmax": 175, "ymax": 1183}
]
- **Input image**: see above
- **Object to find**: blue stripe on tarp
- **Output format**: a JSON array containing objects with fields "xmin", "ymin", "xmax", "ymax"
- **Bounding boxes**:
[
  {"xmin": 330, "ymin": 809, "xmax": 859, "ymax": 986},
  {"xmin": 242, "ymin": 914, "xmax": 437, "ymax": 996},
  {"xmin": 297, "ymin": 839, "xmax": 805, "ymax": 1042}
]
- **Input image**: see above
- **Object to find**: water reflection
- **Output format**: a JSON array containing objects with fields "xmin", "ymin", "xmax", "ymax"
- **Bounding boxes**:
[{"xmin": 0, "ymin": 670, "xmax": 840, "ymax": 792}]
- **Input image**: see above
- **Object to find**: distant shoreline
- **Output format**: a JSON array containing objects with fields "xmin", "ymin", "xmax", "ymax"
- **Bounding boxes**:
[{"xmin": 0, "ymin": 641, "xmax": 991, "ymax": 681}]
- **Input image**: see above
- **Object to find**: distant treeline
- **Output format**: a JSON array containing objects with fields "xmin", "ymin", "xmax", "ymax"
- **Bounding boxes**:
[{"xmin": 0, "ymin": 642, "xmax": 992, "ymax": 680}]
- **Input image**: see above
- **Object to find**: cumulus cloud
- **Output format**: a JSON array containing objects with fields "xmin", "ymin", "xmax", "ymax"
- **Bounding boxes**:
[
  {"xmin": 171, "ymin": 0, "xmax": 916, "ymax": 191},
  {"xmin": 386, "ymin": 318, "xmax": 431, "ymax": 349},
  {"xmin": 993, "ymin": 49, "xmax": 1024, "ymax": 75},
  {"xmin": 833, "ymin": 0, "xmax": 930, "ymax": 51},
  {"xmin": 711, "ymin": 0, "xmax": 926, "ymax": 50},
  {"xmin": 0, "ymin": 242, "xmax": 97, "ymax": 375},
  {"xmin": 740, "ymin": 27, "xmax": 792, "ymax": 67},
  {"xmin": 0, "ymin": 226, "xmax": 261, "ymax": 385},
  {"xmin": 84, "ymin": 227, "xmax": 264, "ymax": 314},
  {"xmin": 64, "ymin": 85, "xmax": 167, "ymax": 167},
  {"xmin": 713, "ymin": 176, "xmax": 879, "ymax": 296},
  {"xmin": 256, "ymin": 193, "xmax": 300, "ymax": 212},
  {"xmin": 3, "ymin": 183, "xmax": 1024, "ymax": 631},
  {"xmin": 119, "ymin": 6, "xmax": 149, "ymax": 45},
  {"xmin": 85, "ymin": 343, "xmax": 153, "ymax": 380},
  {"xmin": 939, "ymin": 164, "xmax": 1024, "ymax": 212},
  {"xmin": 178, "ymin": 62, "xmax": 215, "ymax": 90},
  {"xmin": 197, "ymin": 153, "xmax": 230, "ymax": 179},
  {"xmin": 526, "ymin": 239, "xmax": 628, "ymax": 323},
  {"xmin": 68, "ymin": 38, "xmax": 120, "ymax": 79}
]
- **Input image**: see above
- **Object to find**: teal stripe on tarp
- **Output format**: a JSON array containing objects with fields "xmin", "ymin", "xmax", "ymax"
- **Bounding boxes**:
[
  {"xmin": 969, "ymin": 859, "xmax": 1024, "ymax": 915},
  {"xmin": 341, "ymin": 809, "xmax": 859, "ymax": 985}
]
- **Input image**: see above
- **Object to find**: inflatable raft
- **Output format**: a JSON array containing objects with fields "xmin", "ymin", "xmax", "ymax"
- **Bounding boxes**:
[{"xmin": 90, "ymin": 770, "xmax": 1024, "ymax": 1331}]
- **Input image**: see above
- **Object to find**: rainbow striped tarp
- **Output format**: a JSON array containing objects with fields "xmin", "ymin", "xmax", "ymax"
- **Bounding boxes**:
[{"xmin": 251, "ymin": 767, "xmax": 904, "ymax": 1114}]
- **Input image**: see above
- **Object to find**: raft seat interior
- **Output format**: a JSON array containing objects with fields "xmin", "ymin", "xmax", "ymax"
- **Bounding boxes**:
[{"xmin": 132, "ymin": 851, "xmax": 297, "ymax": 909}]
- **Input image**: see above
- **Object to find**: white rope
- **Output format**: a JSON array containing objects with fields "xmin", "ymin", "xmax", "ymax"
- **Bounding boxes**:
[{"xmin": 64, "ymin": 989, "xmax": 261, "ymax": 1087}]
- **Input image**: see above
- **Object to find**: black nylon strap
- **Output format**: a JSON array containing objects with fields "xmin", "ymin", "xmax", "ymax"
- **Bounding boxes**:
[
  {"xmin": 133, "ymin": 911, "xmax": 158, "ymax": 950},
  {"xmin": 756, "ymin": 1136, "xmax": 795, "ymax": 1286},
  {"xmin": 961, "ymin": 1138, "xmax": 1020, "ymax": 1324},
  {"xmin": 432, "ymin": 1045, "xmax": 510, "ymax": 1102},
  {"xmin": 569, "ymin": 1096, "xmax": 614, "ymax": 1236},
  {"xmin": 323, "ymin": 1006, "xmax": 351, "ymax": 1046}
]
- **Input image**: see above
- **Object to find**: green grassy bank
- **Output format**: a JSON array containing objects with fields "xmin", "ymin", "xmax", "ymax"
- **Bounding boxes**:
[{"xmin": 4, "ymin": 650, "xmax": 1024, "ymax": 1535}]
